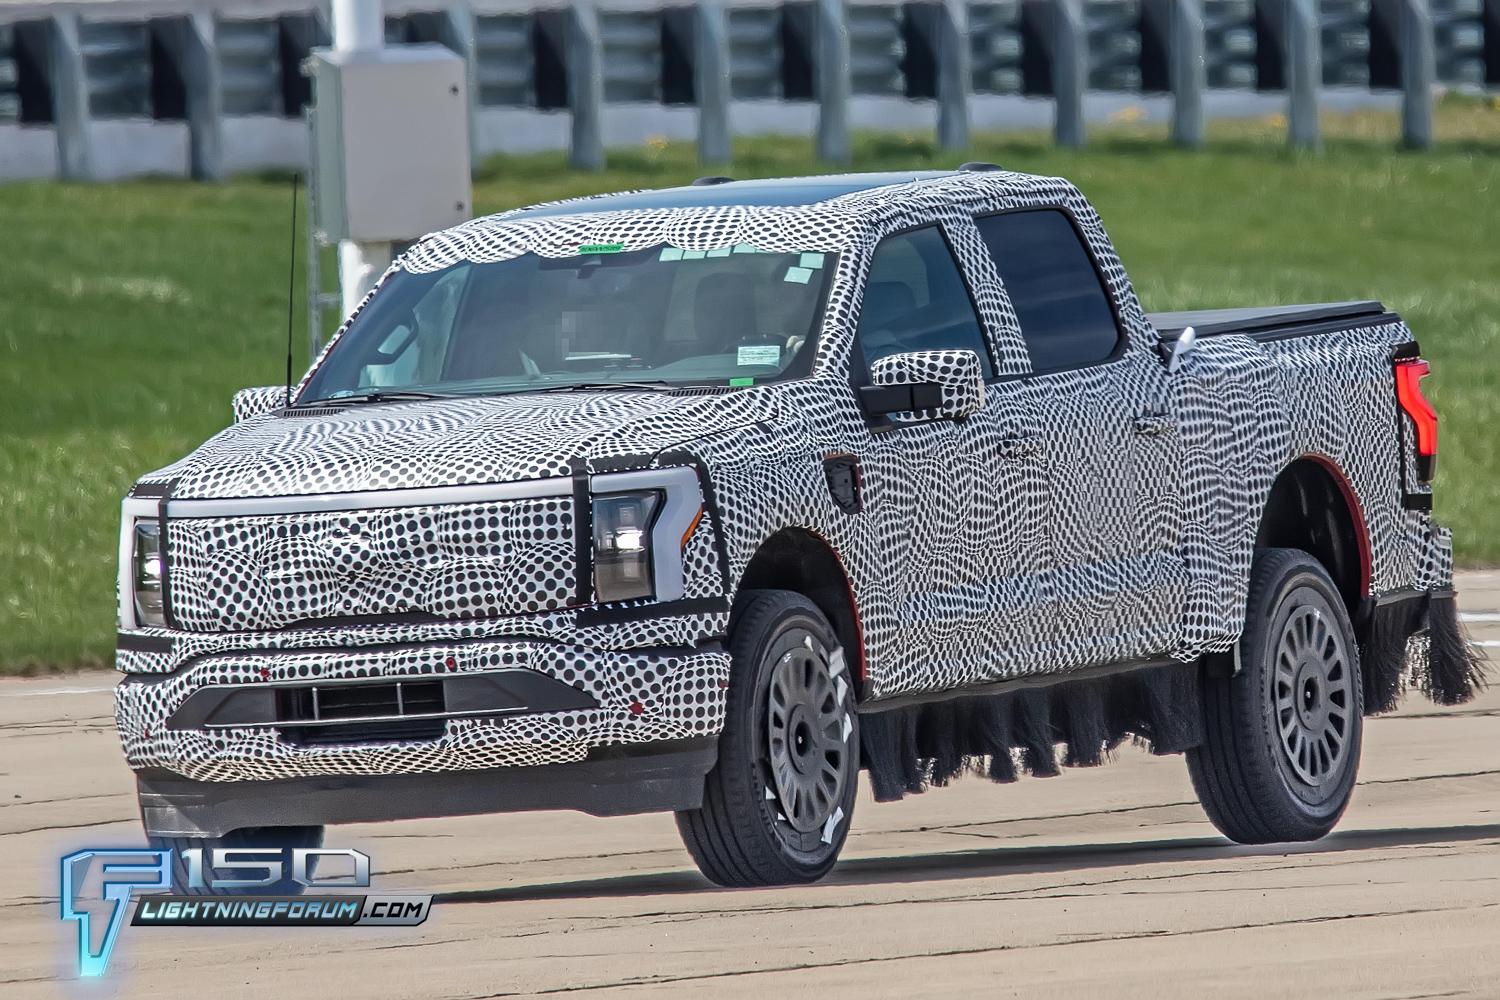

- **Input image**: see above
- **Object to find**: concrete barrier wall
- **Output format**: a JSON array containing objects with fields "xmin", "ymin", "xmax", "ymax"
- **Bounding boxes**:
[{"xmin": 0, "ymin": 0, "xmax": 1493, "ymax": 181}]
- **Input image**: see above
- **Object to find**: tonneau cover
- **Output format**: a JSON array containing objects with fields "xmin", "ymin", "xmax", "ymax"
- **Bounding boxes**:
[{"xmin": 1147, "ymin": 300, "xmax": 1387, "ymax": 338}]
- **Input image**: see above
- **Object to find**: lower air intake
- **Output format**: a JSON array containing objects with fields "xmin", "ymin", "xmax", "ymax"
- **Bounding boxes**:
[{"xmin": 276, "ymin": 679, "xmax": 447, "ymax": 746}]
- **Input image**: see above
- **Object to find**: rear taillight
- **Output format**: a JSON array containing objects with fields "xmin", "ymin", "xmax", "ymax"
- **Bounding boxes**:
[{"xmin": 1394, "ymin": 357, "xmax": 1437, "ymax": 480}]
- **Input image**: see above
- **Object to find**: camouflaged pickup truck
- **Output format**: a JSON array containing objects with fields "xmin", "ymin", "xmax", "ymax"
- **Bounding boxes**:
[{"xmin": 115, "ymin": 167, "xmax": 1483, "ymax": 889}]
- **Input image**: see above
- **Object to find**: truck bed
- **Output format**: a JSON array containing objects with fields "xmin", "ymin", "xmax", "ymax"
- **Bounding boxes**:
[{"xmin": 1147, "ymin": 300, "xmax": 1393, "ymax": 342}]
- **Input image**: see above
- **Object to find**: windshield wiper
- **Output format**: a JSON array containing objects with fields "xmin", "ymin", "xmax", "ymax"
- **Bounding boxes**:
[
  {"xmin": 527, "ymin": 381, "xmax": 675, "ymax": 393},
  {"xmin": 297, "ymin": 389, "xmax": 452, "ymax": 406},
  {"xmin": 301, "ymin": 382, "xmax": 682, "ymax": 406}
]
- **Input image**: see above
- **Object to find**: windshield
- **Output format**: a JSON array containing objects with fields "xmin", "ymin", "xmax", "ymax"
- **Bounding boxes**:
[{"xmin": 299, "ymin": 244, "xmax": 836, "ymax": 402}]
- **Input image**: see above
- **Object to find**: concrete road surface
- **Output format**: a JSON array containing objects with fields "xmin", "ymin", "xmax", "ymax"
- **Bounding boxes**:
[{"xmin": 5, "ymin": 573, "xmax": 1499, "ymax": 999}]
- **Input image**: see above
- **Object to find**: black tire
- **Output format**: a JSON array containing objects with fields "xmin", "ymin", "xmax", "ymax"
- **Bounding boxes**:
[
  {"xmin": 1187, "ymin": 548, "xmax": 1364, "ymax": 844},
  {"xmin": 150, "ymin": 825, "xmax": 325, "ymax": 895},
  {"xmin": 675, "ymin": 590, "xmax": 860, "ymax": 887}
]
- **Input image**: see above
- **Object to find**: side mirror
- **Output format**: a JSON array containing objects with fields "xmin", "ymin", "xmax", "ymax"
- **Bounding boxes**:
[
  {"xmin": 860, "ymin": 349, "xmax": 985, "ymax": 422},
  {"xmin": 232, "ymin": 386, "xmax": 288, "ymax": 423}
]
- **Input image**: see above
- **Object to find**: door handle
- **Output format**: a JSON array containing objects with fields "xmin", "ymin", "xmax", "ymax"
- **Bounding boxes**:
[
  {"xmin": 996, "ymin": 435, "xmax": 1043, "ymax": 459},
  {"xmin": 1132, "ymin": 413, "xmax": 1175, "ymax": 437}
]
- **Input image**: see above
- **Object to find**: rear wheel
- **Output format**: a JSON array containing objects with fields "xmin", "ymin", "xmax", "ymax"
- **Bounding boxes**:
[
  {"xmin": 676, "ymin": 590, "xmax": 859, "ymax": 887},
  {"xmin": 1187, "ymin": 548, "xmax": 1363, "ymax": 843},
  {"xmin": 150, "ymin": 825, "xmax": 324, "ymax": 895}
]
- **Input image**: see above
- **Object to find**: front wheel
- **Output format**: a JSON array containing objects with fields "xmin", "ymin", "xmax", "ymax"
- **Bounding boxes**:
[
  {"xmin": 676, "ymin": 590, "xmax": 859, "ymax": 887},
  {"xmin": 1187, "ymin": 548, "xmax": 1364, "ymax": 844}
]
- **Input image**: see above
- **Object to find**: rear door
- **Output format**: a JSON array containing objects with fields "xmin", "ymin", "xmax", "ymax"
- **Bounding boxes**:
[{"xmin": 974, "ymin": 208, "xmax": 1187, "ymax": 669}]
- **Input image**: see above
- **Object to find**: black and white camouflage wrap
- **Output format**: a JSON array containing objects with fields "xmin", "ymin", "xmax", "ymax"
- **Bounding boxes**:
[
  {"xmin": 869, "ymin": 349, "xmax": 988, "ymax": 420},
  {"xmin": 114, "ymin": 170, "xmax": 1452, "ymax": 785},
  {"xmin": 116, "ymin": 640, "xmax": 728, "ymax": 783},
  {"xmin": 165, "ymin": 496, "xmax": 577, "ymax": 632}
]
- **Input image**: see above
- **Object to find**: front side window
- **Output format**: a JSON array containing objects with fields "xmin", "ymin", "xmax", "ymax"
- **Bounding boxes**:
[
  {"xmin": 299, "ymin": 244, "xmax": 836, "ymax": 401},
  {"xmin": 854, "ymin": 226, "xmax": 994, "ymax": 379},
  {"xmin": 975, "ymin": 209, "xmax": 1122, "ymax": 372}
]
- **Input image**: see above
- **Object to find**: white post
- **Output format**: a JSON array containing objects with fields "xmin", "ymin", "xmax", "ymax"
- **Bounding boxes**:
[{"xmin": 331, "ymin": 0, "xmax": 392, "ymax": 317}]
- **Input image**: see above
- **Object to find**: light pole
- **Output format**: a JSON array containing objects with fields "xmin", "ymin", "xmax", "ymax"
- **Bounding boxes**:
[{"xmin": 330, "ymin": 0, "xmax": 392, "ymax": 317}]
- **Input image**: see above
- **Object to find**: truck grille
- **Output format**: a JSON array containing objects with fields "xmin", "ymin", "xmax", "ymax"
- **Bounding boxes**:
[
  {"xmin": 275, "ymin": 679, "xmax": 447, "ymax": 746},
  {"xmin": 164, "ymin": 496, "xmax": 576, "ymax": 632}
]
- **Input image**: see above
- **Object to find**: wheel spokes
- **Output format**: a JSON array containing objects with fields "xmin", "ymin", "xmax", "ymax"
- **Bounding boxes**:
[
  {"xmin": 1274, "ymin": 601, "xmax": 1355, "ymax": 788},
  {"xmin": 764, "ymin": 632, "xmax": 851, "ymax": 836}
]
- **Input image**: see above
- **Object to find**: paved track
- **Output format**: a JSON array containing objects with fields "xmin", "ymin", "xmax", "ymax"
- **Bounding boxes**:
[{"xmin": 5, "ymin": 573, "xmax": 1499, "ymax": 999}]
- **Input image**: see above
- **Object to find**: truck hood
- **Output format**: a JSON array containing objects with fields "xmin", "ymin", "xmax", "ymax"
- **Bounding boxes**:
[{"xmin": 144, "ymin": 389, "xmax": 779, "ymax": 499}]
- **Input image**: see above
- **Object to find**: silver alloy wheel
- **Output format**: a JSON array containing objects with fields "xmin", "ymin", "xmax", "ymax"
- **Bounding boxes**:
[
  {"xmin": 1274, "ymin": 602, "xmax": 1354, "ymax": 787},
  {"xmin": 765, "ymin": 634, "xmax": 847, "ymax": 834}
]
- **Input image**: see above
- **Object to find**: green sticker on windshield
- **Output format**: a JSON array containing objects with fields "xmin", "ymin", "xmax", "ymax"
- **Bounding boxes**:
[
  {"xmin": 729, "ymin": 376, "xmax": 755, "ymax": 387},
  {"xmin": 784, "ymin": 266, "xmax": 813, "ymax": 284},
  {"xmin": 799, "ymin": 252, "xmax": 826, "ymax": 269},
  {"xmin": 579, "ymin": 243, "xmax": 625, "ymax": 254}
]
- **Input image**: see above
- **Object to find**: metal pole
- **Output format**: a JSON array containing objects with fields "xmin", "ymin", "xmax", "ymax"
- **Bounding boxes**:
[
  {"xmin": 441, "ymin": 0, "xmax": 481, "ymax": 169},
  {"xmin": 48, "ymin": 14, "xmax": 94, "ymax": 180},
  {"xmin": 331, "ymin": 0, "xmax": 392, "ymax": 317},
  {"xmin": 1399, "ymin": 0, "xmax": 1435, "ymax": 149},
  {"xmin": 178, "ymin": 12, "xmax": 224, "ymax": 181},
  {"xmin": 567, "ymin": 1, "xmax": 605, "ymax": 171},
  {"xmin": 1170, "ymin": 0, "xmax": 1205, "ymax": 147},
  {"xmin": 332, "ymin": 0, "xmax": 383, "ymax": 62},
  {"xmin": 696, "ymin": 0, "xmax": 732, "ymax": 164},
  {"xmin": 1052, "ymin": 0, "xmax": 1088, "ymax": 148},
  {"xmin": 815, "ymin": 0, "xmax": 850, "ymax": 165},
  {"xmin": 1285, "ymin": 0, "xmax": 1321, "ymax": 150},
  {"xmin": 936, "ymin": 0, "xmax": 971, "ymax": 151}
]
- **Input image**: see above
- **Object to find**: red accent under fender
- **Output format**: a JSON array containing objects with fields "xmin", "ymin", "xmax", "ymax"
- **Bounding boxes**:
[
  {"xmin": 1304, "ymin": 454, "xmax": 1373, "ymax": 598},
  {"xmin": 805, "ymin": 527, "xmax": 867, "ymax": 685}
]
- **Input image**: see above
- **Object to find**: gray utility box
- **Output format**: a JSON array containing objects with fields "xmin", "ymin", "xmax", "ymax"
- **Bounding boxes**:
[{"xmin": 310, "ymin": 44, "xmax": 471, "ymax": 243}]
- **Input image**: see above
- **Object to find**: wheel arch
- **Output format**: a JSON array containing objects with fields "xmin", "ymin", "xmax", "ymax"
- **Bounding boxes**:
[
  {"xmin": 1254, "ymin": 455, "xmax": 1371, "ymax": 618},
  {"xmin": 735, "ymin": 528, "xmax": 865, "ymax": 691}
]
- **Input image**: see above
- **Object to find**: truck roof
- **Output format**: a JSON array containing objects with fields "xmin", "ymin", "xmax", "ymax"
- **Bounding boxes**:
[
  {"xmin": 500, "ymin": 170, "xmax": 975, "ymax": 221},
  {"xmin": 405, "ymin": 165, "xmax": 1084, "ymax": 274}
]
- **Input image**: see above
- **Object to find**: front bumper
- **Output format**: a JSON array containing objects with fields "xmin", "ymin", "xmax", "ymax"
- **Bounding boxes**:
[
  {"xmin": 136, "ymin": 738, "xmax": 718, "ymax": 838},
  {"xmin": 115, "ymin": 635, "xmax": 731, "ymax": 785}
]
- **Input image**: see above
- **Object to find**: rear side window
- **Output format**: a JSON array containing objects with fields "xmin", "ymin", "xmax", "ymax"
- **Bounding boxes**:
[
  {"xmin": 855, "ymin": 226, "xmax": 994, "ymax": 378},
  {"xmin": 976, "ymin": 210, "xmax": 1121, "ymax": 371}
]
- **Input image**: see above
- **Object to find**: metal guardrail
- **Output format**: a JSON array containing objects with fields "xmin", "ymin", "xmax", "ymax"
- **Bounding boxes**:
[
  {"xmin": 0, "ymin": 22, "xmax": 19, "ymax": 122},
  {"xmin": 0, "ymin": 0, "xmax": 1495, "ymax": 181},
  {"xmin": 217, "ymin": 17, "xmax": 283, "ymax": 116},
  {"xmin": 970, "ymin": 2, "xmax": 1026, "ymax": 93}
]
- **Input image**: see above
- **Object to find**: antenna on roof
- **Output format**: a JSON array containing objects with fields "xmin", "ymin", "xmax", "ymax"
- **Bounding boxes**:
[
  {"xmin": 691, "ymin": 175, "xmax": 736, "ymax": 186},
  {"xmin": 284, "ymin": 172, "xmax": 299, "ymax": 409},
  {"xmin": 957, "ymin": 162, "xmax": 1002, "ymax": 172}
]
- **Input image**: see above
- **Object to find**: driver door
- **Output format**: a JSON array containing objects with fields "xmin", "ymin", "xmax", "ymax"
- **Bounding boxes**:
[{"xmin": 853, "ymin": 224, "xmax": 1053, "ymax": 695}]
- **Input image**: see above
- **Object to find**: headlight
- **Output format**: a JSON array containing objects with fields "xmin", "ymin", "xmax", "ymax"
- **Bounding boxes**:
[
  {"xmin": 132, "ymin": 520, "xmax": 165, "ymax": 627},
  {"xmin": 592, "ymin": 491, "xmax": 662, "ymax": 603}
]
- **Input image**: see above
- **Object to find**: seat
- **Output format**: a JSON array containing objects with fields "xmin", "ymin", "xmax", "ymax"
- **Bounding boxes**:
[
  {"xmin": 446, "ymin": 281, "xmax": 559, "ymax": 380},
  {"xmin": 858, "ymin": 281, "xmax": 919, "ymax": 362},
  {"xmin": 693, "ymin": 272, "xmax": 760, "ymax": 356}
]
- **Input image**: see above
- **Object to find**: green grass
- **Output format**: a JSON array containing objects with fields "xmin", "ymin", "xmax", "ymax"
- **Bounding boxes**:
[{"xmin": 3, "ymin": 102, "xmax": 1498, "ymax": 673}]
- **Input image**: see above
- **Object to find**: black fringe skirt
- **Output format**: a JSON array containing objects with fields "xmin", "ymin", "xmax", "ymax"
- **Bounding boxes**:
[{"xmin": 858, "ymin": 663, "xmax": 1205, "ymax": 803}]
